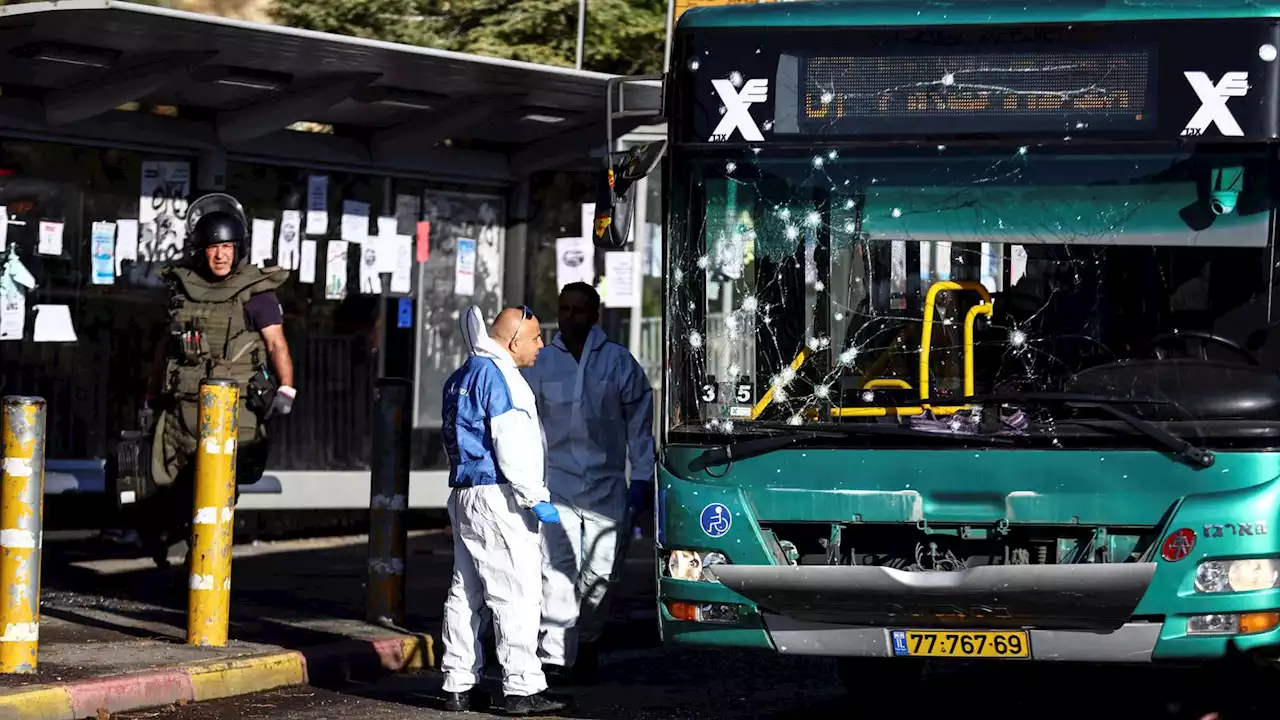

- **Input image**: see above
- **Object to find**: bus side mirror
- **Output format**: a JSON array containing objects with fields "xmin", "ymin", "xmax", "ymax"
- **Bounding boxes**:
[{"xmin": 592, "ymin": 140, "xmax": 666, "ymax": 250}]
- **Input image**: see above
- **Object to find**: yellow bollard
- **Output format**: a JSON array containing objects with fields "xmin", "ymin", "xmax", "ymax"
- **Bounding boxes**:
[
  {"xmin": 188, "ymin": 379, "xmax": 238, "ymax": 647},
  {"xmin": 0, "ymin": 396, "xmax": 46, "ymax": 674}
]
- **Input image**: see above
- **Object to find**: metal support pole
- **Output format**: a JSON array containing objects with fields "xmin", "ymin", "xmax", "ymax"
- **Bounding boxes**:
[
  {"xmin": 188, "ymin": 379, "xmax": 238, "ymax": 647},
  {"xmin": 367, "ymin": 377, "xmax": 411, "ymax": 625},
  {"xmin": 575, "ymin": 0, "xmax": 588, "ymax": 70},
  {"xmin": 0, "ymin": 396, "xmax": 45, "ymax": 674}
]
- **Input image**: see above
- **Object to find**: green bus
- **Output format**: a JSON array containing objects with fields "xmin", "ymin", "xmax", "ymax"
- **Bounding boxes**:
[{"xmin": 595, "ymin": 0, "xmax": 1280, "ymax": 683}]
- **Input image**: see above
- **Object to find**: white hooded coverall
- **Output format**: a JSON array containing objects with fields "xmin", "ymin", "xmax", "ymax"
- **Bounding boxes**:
[
  {"xmin": 440, "ymin": 307, "xmax": 551, "ymax": 697},
  {"xmin": 523, "ymin": 325, "xmax": 655, "ymax": 668}
]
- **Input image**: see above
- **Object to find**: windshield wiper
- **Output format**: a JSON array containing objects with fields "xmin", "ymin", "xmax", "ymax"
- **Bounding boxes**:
[
  {"xmin": 689, "ymin": 421, "xmax": 1012, "ymax": 472},
  {"xmin": 919, "ymin": 392, "xmax": 1214, "ymax": 469}
]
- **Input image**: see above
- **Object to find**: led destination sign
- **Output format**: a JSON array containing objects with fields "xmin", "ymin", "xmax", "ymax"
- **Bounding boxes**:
[{"xmin": 798, "ymin": 50, "xmax": 1155, "ymax": 135}]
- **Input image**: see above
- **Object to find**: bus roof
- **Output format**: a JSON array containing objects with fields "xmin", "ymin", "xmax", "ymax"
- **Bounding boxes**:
[{"xmin": 677, "ymin": 0, "xmax": 1280, "ymax": 30}]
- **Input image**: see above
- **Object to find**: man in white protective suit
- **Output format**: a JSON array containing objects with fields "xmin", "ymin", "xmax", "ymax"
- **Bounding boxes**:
[
  {"xmin": 524, "ymin": 282, "xmax": 656, "ymax": 683},
  {"xmin": 439, "ymin": 305, "xmax": 568, "ymax": 716}
]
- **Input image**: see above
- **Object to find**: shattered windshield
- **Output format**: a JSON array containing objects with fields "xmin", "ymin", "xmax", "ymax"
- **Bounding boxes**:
[{"xmin": 665, "ymin": 144, "xmax": 1280, "ymax": 441}]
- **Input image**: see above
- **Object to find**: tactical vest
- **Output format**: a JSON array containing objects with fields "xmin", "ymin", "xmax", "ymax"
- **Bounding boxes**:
[{"xmin": 150, "ymin": 263, "xmax": 288, "ymax": 486}]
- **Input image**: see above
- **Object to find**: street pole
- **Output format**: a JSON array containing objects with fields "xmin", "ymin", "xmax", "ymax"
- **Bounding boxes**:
[
  {"xmin": 0, "ymin": 396, "xmax": 45, "ymax": 674},
  {"xmin": 188, "ymin": 379, "xmax": 238, "ymax": 647},
  {"xmin": 576, "ymin": 0, "xmax": 587, "ymax": 70},
  {"xmin": 367, "ymin": 377, "xmax": 411, "ymax": 626}
]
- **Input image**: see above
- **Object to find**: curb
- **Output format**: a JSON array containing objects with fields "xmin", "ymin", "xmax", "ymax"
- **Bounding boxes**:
[{"xmin": 0, "ymin": 633, "xmax": 433, "ymax": 720}]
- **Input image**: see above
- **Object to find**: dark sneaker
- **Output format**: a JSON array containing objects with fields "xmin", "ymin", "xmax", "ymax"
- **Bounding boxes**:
[
  {"xmin": 444, "ymin": 691, "xmax": 470, "ymax": 712},
  {"xmin": 503, "ymin": 691, "xmax": 568, "ymax": 716},
  {"xmin": 444, "ymin": 688, "xmax": 491, "ymax": 712}
]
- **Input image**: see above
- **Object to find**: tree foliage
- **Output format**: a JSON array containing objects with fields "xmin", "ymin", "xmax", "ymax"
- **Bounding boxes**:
[{"xmin": 271, "ymin": 0, "xmax": 666, "ymax": 75}]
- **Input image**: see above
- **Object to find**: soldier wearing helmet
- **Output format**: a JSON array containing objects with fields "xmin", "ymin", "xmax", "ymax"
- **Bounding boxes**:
[{"xmin": 138, "ymin": 194, "xmax": 296, "ymax": 570}]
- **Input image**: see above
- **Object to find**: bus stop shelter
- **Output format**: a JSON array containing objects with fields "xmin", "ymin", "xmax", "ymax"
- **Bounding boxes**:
[{"xmin": 0, "ymin": 0, "xmax": 656, "ymax": 517}]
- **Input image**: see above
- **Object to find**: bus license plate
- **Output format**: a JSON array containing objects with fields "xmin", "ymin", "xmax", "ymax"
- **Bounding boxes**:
[{"xmin": 890, "ymin": 630, "xmax": 1029, "ymax": 658}]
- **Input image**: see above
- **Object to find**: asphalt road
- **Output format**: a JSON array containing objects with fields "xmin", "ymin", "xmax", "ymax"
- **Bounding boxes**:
[{"xmin": 113, "ymin": 644, "xmax": 1276, "ymax": 720}]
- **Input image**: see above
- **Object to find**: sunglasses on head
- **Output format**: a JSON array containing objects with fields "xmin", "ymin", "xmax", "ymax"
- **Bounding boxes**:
[{"xmin": 511, "ymin": 305, "xmax": 535, "ymax": 342}]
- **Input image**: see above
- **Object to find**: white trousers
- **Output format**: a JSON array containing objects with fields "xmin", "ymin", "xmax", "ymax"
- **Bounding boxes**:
[
  {"xmin": 537, "ymin": 489, "xmax": 629, "ymax": 667},
  {"xmin": 441, "ymin": 484, "xmax": 547, "ymax": 697}
]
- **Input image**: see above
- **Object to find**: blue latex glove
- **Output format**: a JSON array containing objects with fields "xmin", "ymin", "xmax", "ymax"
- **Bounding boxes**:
[
  {"xmin": 627, "ymin": 479, "xmax": 653, "ymax": 513},
  {"xmin": 532, "ymin": 502, "xmax": 561, "ymax": 524}
]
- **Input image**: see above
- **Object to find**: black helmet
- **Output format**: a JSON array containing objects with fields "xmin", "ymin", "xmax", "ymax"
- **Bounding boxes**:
[{"xmin": 185, "ymin": 193, "xmax": 249, "ymax": 270}]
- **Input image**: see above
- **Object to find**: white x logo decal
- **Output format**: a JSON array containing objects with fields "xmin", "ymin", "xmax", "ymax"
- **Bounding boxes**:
[
  {"xmin": 710, "ymin": 78, "xmax": 769, "ymax": 142},
  {"xmin": 1182, "ymin": 71, "xmax": 1250, "ymax": 137}
]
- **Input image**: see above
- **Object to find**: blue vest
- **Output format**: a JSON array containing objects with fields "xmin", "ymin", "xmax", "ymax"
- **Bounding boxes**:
[{"xmin": 441, "ymin": 356, "xmax": 514, "ymax": 488}]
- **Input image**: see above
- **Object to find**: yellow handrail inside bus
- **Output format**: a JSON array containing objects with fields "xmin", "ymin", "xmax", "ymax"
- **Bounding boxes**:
[
  {"xmin": 831, "ymin": 377, "xmax": 924, "ymax": 418},
  {"xmin": 749, "ymin": 348, "xmax": 809, "ymax": 419},
  {"xmin": 918, "ymin": 280, "xmax": 993, "ymax": 415}
]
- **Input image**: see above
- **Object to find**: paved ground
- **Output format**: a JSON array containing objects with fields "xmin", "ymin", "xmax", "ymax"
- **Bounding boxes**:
[
  {"xmin": 41, "ymin": 528, "xmax": 1280, "ymax": 720},
  {"xmin": 110, "ymin": 651, "xmax": 1269, "ymax": 720}
]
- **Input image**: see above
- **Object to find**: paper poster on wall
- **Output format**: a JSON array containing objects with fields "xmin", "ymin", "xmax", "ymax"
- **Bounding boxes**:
[
  {"xmin": 306, "ymin": 175, "xmax": 329, "ymax": 236},
  {"xmin": 0, "ymin": 292, "xmax": 22, "ymax": 341},
  {"xmin": 115, "ymin": 219, "xmax": 139, "ymax": 275},
  {"xmin": 324, "ymin": 240, "xmax": 348, "ymax": 299},
  {"xmin": 90, "ymin": 221, "xmax": 116, "ymax": 286},
  {"xmin": 454, "ymin": 237, "xmax": 476, "ymax": 296},
  {"xmin": 415, "ymin": 221, "xmax": 431, "ymax": 263},
  {"xmin": 38, "ymin": 221, "xmax": 63, "ymax": 256},
  {"xmin": 358, "ymin": 242, "xmax": 380, "ymax": 294},
  {"xmin": 139, "ymin": 160, "xmax": 190, "ymax": 262},
  {"xmin": 375, "ymin": 217, "xmax": 398, "ymax": 275},
  {"xmin": 390, "ymin": 235, "xmax": 412, "ymax": 294},
  {"xmin": 277, "ymin": 210, "xmax": 301, "ymax": 270},
  {"xmin": 33, "ymin": 304, "xmax": 76, "ymax": 342},
  {"xmin": 340, "ymin": 200, "xmax": 369, "ymax": 243},
  {"xmin": 604, "ymin": 251, "xmax": 639, "ymax": 308},
  {"xmin": 1, "ymin": 251, "xmax": 36, "ymax": 297},
  {"xmin": 0, "ymin": 206, "xmax": 8, "ymax": 253},
  {"xmin": 299, "ymin": 240, "xmax": 317, "ymax": 283},
  {"xmin": 556, "ymin": 236, "xmax": 595, "ymax": 292},
  {"xmin": 250, "ymin": 218, "xmax": 275, "ymax": 267}
]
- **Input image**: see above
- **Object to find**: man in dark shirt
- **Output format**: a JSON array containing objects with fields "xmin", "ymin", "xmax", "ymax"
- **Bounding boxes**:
[{"xmin": 137, "ymin": 198, "xmax": 295, "ymax": 571}]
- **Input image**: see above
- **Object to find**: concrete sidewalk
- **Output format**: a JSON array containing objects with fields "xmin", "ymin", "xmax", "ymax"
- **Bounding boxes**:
[{"xmin": 0, "ymin": 532, "xmax": 451, "ymax": 720}]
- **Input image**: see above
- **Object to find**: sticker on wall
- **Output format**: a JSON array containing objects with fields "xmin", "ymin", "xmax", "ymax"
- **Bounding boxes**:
[
  {"xmin": 358, "ymin": 242, "xmax": 380, "ymax": 294},
  {"xmin": 250, "ymin": 218, "xmax": 275, "ymax": 267},
  {"xmin": 416, "ymin": 220, "xmax": 431, "ymax": 263},
  {"xmin": 139, "ymin": 160, "xmax": 190, "ymax": 262},
  {"xmin": 699, "ymin": 503, "xmax": 732, "ymax": 539},
  {"xmin": 375, "ymin": 217, "xmax": 398, "ymax": 275},
  {"xmin": 115, "ymin": 219, "xmax": 139, "ymax": 275},
  {"xmin": 299, "ymin": 240, "xmax": 317, "ymax": 284},
  {"xmin": 306, "ymin": 175, "xmax": 329, "ymax": 236},
  {"xmin": 90, "ymin": 221, "xmax": 116, "ymax": 286},
  {"xmin": 397, "ymin": 296, "xmax": 413, "ymax": 329},
  {"xmin": 454, "ymin": 237, "xmax": 476, "ymax": 296},
  {"xmin": 390, "ymin": 234, "xmax": 412, "ymax": 294},
  {"xmin": 38, "ymin": 221, "xmax": 63, "ymax": 256},
  {"xmin": 556, "ymin": 236, "xmax": 594, "ymax": 292},
  {"xmin": 277, "ymin": 210, "xmax": 301, "ymax": 270},
  {"xmin": 341, "ymin": 200, "xmax": 369, "ymax": 243},
  {"xmin": 0, "ymin": 292, "xmax": 22, "ymax": 341},
  {"xmin": 33, "ymin": 304, "xmax": 76, "ymax": 343},
  {"xmin": 324, "ymin": 240, "xmax": 348, "ymax": 299}
]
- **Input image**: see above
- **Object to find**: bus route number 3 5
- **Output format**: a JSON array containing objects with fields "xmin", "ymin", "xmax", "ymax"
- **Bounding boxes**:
[{"xmin": 701, "ymin": 377, "xmax": 753, "ymax": 404}]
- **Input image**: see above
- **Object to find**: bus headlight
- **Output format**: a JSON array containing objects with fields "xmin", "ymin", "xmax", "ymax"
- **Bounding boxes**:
[
  {"xmin": 1194, "ymin": 558, "xmax": 1280, "ymax": 593},
  {"xmin": 665, "ymin": 550, "xmax": 729, "ymax": 582}
]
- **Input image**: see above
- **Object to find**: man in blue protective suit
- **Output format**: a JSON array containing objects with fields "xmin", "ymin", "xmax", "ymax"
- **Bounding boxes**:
[
  {"xmin": 440, "ymin": 305, "xmax": 568, "ymax": 717},
  {"xmin": 524, "ymin": 282, "xmax": 656, "ymax": 683}
]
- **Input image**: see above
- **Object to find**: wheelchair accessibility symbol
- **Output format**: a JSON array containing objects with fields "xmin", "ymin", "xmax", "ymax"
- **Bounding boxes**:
[{"xmin": 699, "ymin": 503, "xmax": 732, "ymax": 538}]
